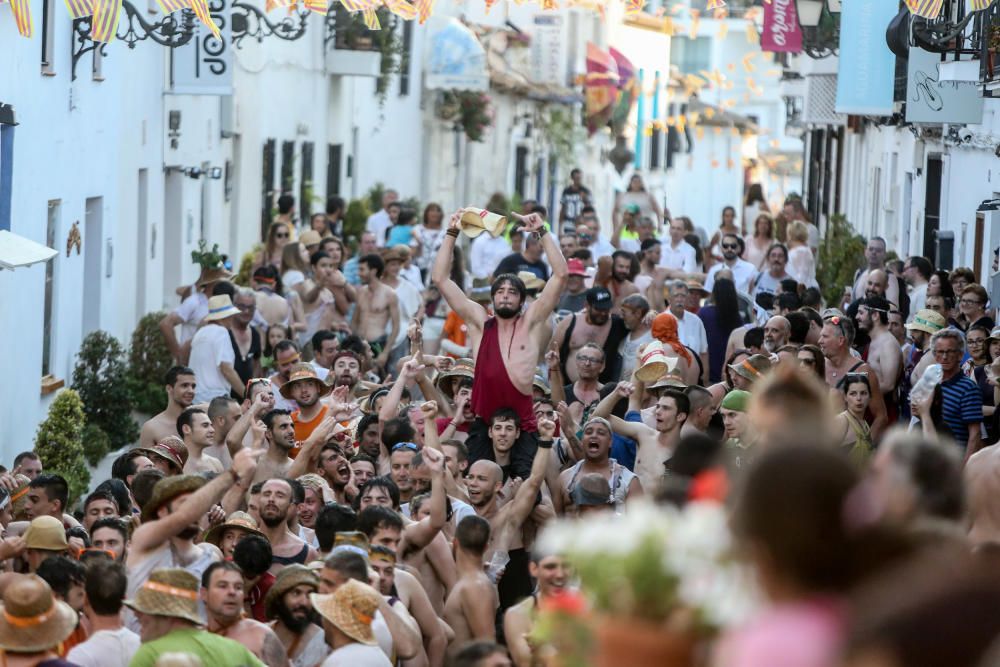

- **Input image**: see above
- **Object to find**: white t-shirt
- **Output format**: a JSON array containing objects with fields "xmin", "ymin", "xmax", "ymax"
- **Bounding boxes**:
[
  {"xmin": 189, "ymin": 323, "xmax": 236, "ymax": 404},
  {"xmin": 367, "ymin": 210, "xmax": 393, "ymax": 247},
  {"xmin": 391, "ymin": 279, "xmax": 423, "ymax": 349},
  {"xmin": 675, "ymin": 311, "xmax": 708, "ymax": 355},
  {"xmin": 66, "ymin": 627, "xmax": 141, "ymax": 667},
  {"xmin": 470, "ymin": 235, "xmax": 512, "ymax": 280},
  {"xmin": 659, "ymin": 239, "xmax": 697, "ymax": 273},
  {"xmin": 705, "ymin": 258, "xmax": 757, "ymax": 294},
  {"xmin": 173, "ymin": 292, "xmax": 208, "ymax": 344},
  {"xmin": 322, "ymin": 642, "xmax": 393, "ymax": 667}
]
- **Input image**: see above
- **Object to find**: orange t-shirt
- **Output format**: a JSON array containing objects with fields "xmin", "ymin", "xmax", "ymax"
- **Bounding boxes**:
[
  {"xmin": 291, "ymin": 405, "xmax": 329, "ymax": 458},
  {"xmin": 442, "ymin": 311, "xmax": 468, "ymax": 358}
]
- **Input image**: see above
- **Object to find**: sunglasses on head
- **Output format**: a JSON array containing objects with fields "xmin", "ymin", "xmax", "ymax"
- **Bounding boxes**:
[
  {"xmin": 78, "ymin": 548, "xmax": 115, "ymax": 563},
  {"xmin": 392, "ymin": 442, "xmax": 419, "ymax": 453}
]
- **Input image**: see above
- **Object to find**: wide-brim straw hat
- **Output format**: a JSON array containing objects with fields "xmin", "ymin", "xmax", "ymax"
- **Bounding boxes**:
[
  {"xmin": 380, "ymin": 245, "xmax": 410, "ymax": 264},
  {"xmin": 23, "ymin": 516, "xmax": 68, "ymax": 552},
  {"xmin": 124, "ymin": 568, "xmax": 202, "ymax": 626},
  {"xmin": 647, "ymin": 358, "xmax": 684, "ymax": 391},
  {"xmin": 905, "ymin": 309, "xmax": 947, "ymax": 335},
  {"xmin": 635, "ymin": 341, "xmax": 669, "ymax": 383},
  {"xmin": 279, "ymin": 363, "xmax": 335, "ymax": 400},
  {"xmin": 460, "ymin": 208, "xmax": 507, "ymax": 239},
  {"xmin": 532, "ymin": 375, "xmax": 551, "ymax": 397},
  {"xmin": 685, "ymin": 279, "xmax": 709, "ymax": 295},
  {"xmin": 435, "ymin": 358, "xmax": 475, "ymax": 398},
  {"xmin": 0, "ymin": 576, "xmax": 77, "ymax": 653},
  {"xmin": 136, "ymin": 438, "xmax": 187, "ymax": 472},
  {"xmin": 203, "ymin": 511, "xmax": 264, "ymax": 548},
  {"xmin": 516, "ymin": 271, "xmax": 546, "ymax": 292},
  {"xmin": 299, "ymin": 230, "xmax": 323, "ymax": 248},
  {"xmin": 729, "ymin": 354, "xmax": 773, "ymax": 382},
  {"xmin": 142, "ymin": 475, "xmax": 206, "ymax": 523},
  {"xmin": 310, "ymin": 579, "xmax": 381, "ymax": 646},
  {"xmin": 196, "ymin": 266, "xmax": 234, "ymax": 288},
  {"xmin": 204, "ymin": 294, "xmax": 241, "ymax": 322},
  {"xmin": 265, "ymin": 565, "xmax": 319, "ymax": 620},
  {"xmin": 10, "ymin": 474, "xmax": 32, "ymax": 522}
]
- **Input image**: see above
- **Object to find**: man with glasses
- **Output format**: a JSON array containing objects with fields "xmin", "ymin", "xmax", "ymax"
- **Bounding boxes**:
[
  {"xmin": 228, "ymin": 288, "xmax": 262, "ymax": 391},
  {"xmin": 704, "ymin": 233, "xmax": 756, "ymax": 294},
  {"xmin": 818, "ymin": 315, "xmax": 889, "ymax": 440},
  {"xmin": 560, "ymin": 344, "xmax": 612, "ymax": 424},
  {"xmin": 923, "ymin": 329, "xmax": 983, "ymax": 456}
]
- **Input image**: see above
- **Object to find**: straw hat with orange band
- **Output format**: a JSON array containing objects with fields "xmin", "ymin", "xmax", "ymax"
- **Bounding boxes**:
[
  {"xmin": 0, "ymin": 575, "xmax": 78, "ymax": 653},
  {"xmin": 309, "ymin": 579, "xmax": 381, "ymax": 646},
  {"xmin": 124, "ymin": 569, "xmax": 203, "ymax": 626}
]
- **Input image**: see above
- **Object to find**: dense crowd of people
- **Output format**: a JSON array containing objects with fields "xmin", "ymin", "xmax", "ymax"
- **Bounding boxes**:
[{"xmin": 4, "ymin": 174, "xmax": 1000, "ymax": 667}]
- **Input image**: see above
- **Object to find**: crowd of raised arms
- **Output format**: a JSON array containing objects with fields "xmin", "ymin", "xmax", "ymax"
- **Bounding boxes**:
[{"xmin": 4, "ymin": 172, "xmax": 1000, "ymax": 667}]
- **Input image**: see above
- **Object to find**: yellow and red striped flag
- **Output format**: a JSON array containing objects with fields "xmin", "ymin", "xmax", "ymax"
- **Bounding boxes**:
[
  {"xmin": 303, "ymin": 0, "xmax": 325, "ymax": 14},
  {"xmin": 413, "ymin": 0, "xmax": 432, "ymax": 23},
  {"xmin": 905, "ymin": 0, "xmax": 943, "ymax": 18},
  {"xmin": 968, "ymin": 0, "xmax": 994, "ymax": 9},
  {"xmin": 541, "ymin": 0, "xmax": 557, "ymax": 9},
  {"xmin": 91, "ymin": 0, "xmax": 121, "ymax": 41},
  {"xmin": 361, "ymin": 6, "xmax": 378, "ymax": 28},
  {"xmin": 9, "ymin": 0, "xmax": 32, "ymax": 35},
  {"xmin": 624, "ymin": 0, "xmax": 643, "ymax": 15},
  {"xmin": 706, "ymin": 0, "xmax": 724, "ymax": 8},
  {"xmin": 64, "ymin": 0, "xmax": 94, "ymax": 18},
  {"xmin": 156, "ymin": 0, "xmax": 189, "ymax": 13},
  {"xmin": 188, "ymin": 0, "xmax": 220, "ymax": 37},
  {"xmin": 385, "ymin": 0, "xmax": 415, "ymax": 19}
]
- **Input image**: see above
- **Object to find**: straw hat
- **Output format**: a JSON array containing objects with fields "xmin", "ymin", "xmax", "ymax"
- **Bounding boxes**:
[
  {"xmin": 203, "ymin": 511, "xmax": 264, "ymax": 548},
  {"xmin": 204, "ymin": 294, "xmax": 241, "ymax": 322},
  {"xmin": 142, "ymin": 475, "xmax": 206, "ymax": 523},
  {"xmin": 23, "ymin": 516, "xmax": 68, "ymax": 552},
  {"xmin": 635, "ymin": 341, "xmax": 669, "ymax": 383},
  {"xmin": 729, "ymin": 354, "xmax": 773, "ymax": 383},
  {"xmin": 299, "ymin": 230, "xmax": 323, "ymax": 248},
  {"xmin": 136, "ymin": 438, "xmax": 187, "ymax": 472},
  {"xmin": 380, "ymin": 245, "xmax": 410, "ymax": 264},
  {"xmin": 124, "ymin": 569, "xmax": 203, "ymax": 626},
  {"xmin": 988, "ymin": 326, "xmax": 1000, "ymax": 345},
  {"xmin": 264, "ymin": 564, "xmax": 319, "ymax": 620},
  {"xmin": 685, "ymin": 278, "xmax": 709, "ymax": 296},
  {"xmin": 532, "ymin": 375, "xmax": 551, "ymax": 397},
  {"xmin": 0, "ymin": 575, "xmax": 77, "ymax": 653},
  {"xmin": 310, "ymin": 579, "xmax": 381, "ymax": 645},
  {"xmin": 905, "ymin": 309, "xmax": 946, "ymax": 335},
  {"xmin": 9, "ymin": 474, "xmax": 31, "ymax": 522},
  {"xmin": 459, "ymin": 208, "xmax": 508, "ymax": 239},
  {"xmin": 279, "ymin": 363, "xmax": 335, "ymax": 400},
  {"xmin": 516, "ymin": 271, "xmax": 546, "ymax": 292},
  {"xmin": 647, "ymin": 358, "xmax": 685, "ymax": 391},
  {"xmin": 434, "ymin": 358, "xmax": 475, "ymax": 398},
  {"xmin": 195, "ymin": 266, "xmax": 234, "ymax": 288}
]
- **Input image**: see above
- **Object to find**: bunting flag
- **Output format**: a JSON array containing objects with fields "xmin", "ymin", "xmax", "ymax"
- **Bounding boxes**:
[
  {"xmin": 156, "ymin": 0, "xmax": 189, "ymax": 13},
  {"xmin": 303, "ymin": 0, "xmax": 326, "ymax": 14},
  {"xmin": 9, "ymin": 0, "xmax": 32, "ymax": 35},
  {"xmin": 706, "ymin": 0, "xmax": 724, "ymax": 8},
  {"xmin": 688, "ymin": 8, "xmax": 699, "ymax": 37},
  {"xmin": 968, "ymin": 0, "xmax": 994, "ymax": 9},
  {"xmin": 742, "ymin": 51, "xmax": 757, "ymax": 72},
  {"xmin": 90, "ymin": 0, "xmax": 121, "ymax": 41},
  {"xmin": 339, "ymin": 0, "xmax": 370, "ymax": 12},
  {"xmin": 413, "ymin": 0, "xmax": 432, "ymax": 23},
  {"xmin": 541, "ymin": 0, "xmax": 557, "ymax": 9},
  {"xmin": 188, "ymin": 0, "xmax": 220, "ymax": 37},
  {"xmin": 716, "ymin": 21, "xmax": 728, "ymax": 38},
  {"xmin": 361, "ymin": 6, "xmax": 378, "ymax": 27},
  {"xmin": 64, "ymin": 0, "xmax": 95, "ymax": 18},
  {"xmin": 905, "ymin": 0, "xmax": 943, "ymax": 18},
  {"xmin": 624, "ymin": 0, "xmax": 643, "ymax": 15},
  {"xmin": 384, "ymin": 0, "xmax": 414, "ymax": 18}
]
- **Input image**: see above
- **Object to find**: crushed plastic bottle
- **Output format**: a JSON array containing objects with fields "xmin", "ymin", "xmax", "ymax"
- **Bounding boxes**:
[{"xmin": 910, "ymin": 363, "xmax": 943, "ymax": 406}]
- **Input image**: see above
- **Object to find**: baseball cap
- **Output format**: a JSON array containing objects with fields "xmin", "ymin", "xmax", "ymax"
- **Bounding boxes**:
[
  {"xmin": 586, "ymin": 287, "xmax": 613, "ymax": 311},
  {"xmin": 567, "ymin": 259, "xmax": 587, "ymax": 277}
]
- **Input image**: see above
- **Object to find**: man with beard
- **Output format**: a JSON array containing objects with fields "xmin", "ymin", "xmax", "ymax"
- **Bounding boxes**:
[
  {"xmin": 762, "ymin": 316, "xmax": 790, "ymax": 354},
  {"xmin": 591, "ymin": 382, "xmax": 689, "ymax": 492},
  {"xmin": 354, "ymin": 254, "xmax": 400, "ymax": 371},
  {"xmin": 551, "ymin": 286, "xmax": 628, "ymax": 384},
  {"xmin": 604, "ymin": 249, "xmax": 639, "ymax": 312},
  {"xmin": 818, "ymin": 315, "xmax": 888, "ymax": 440},
  {"xmin": 900, "ymin": 309, "xmax": 946, "ymax": 419},
  {"xmin": 354, "ymin": 414, "xmax": 381, "ymax": 459},
  {"xmin": 433, "ymin": 210, "xmax": 567, "ymax": 481},
  {"xmin": 251, "ymin": 409, "xmax": 297, "ymax": 483},
  {"xmin": 317, "ymin": 443, "xmax": 352, "ymax": 503},
  {"xmin": 283, "ymin": 363, "xmax": 333, "ymax": 442},
  {"xmin": 555, "ymin": 344, "xmax": 610, "ymax": 425},
  {"xmin": 443, "ymin": 515, "xmax": 498, "ymax": 644},
  {"xmin": 704, "ymin": 233, "xmax": 756, "ymax": 294},
  {"xmin": 202, "ymin": 562, "xmax": 288, "ymax": 667},
  {"xmin": 557, "ymin": 416, "xmax": 640, "ymax": 514},
  {"xmin": 266, "ymin": 564, "xmax": 327, "ymax": 667},
  {"xmin": 331, "ymin": 350, "xmax": 365, "ymax": 400},
  {"xmin": 465, "ymin": 419, "xmax": 553, "ymax": 615},
  {"xmin": 178, "ymin": 407, "xmax": 224, "ymax": 474},
  {"xmin": 257, "ymin": 478, "xmax": 319, "ymax": 574},
  {"xmin": 295, "ymin": 474, "xmax": 327, "ymax": 531},
  {"xmin": 205, "ymin": 395, "xmax": 241, "ymax": 468},
  {"xmin": 750, "ymin": 243, "xmax": 793, "ymax": 298},
  {"xmin": 139, "ymin": 366, "xmax": 196, "ymax": 449},
  {"xmin": 91, "ymin": 516, "xmax": 130, "ymax": 562},
  {"xmin": 125, "ymin": 447, "xmax": 262, "ymax": 631},
  {"xmin": 857, "ymin": 296, "xmax": 903, "ymax": 423},
  {"xmin": 504, "ymin": 551, "xmax": 571, "ymax": 667}
]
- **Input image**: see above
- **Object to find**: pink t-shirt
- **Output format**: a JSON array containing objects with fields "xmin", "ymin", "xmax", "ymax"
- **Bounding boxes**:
[{"xmin": 714, "ymin": 598, "xmax": 845, "ymax": 667}]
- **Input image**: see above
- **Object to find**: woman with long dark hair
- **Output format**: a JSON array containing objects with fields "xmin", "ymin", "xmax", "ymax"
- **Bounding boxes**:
[{"xmin": 698, "ymin": 277, "xmax": 745, "ymax": 382}]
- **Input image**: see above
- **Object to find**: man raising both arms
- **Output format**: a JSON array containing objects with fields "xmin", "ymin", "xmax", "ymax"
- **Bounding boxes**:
[{"xmin": 432, "ymin": 210, "xmax": 568, "ymax": 479}]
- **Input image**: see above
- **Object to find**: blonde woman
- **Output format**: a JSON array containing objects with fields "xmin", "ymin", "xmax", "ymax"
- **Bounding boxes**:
[
  {"xmin": 744, "ymin": 213, "xmax": 775, "ymax": 270},
  {"xmin": 786, "ymin": 220, "xmax": 817, "ymax": 288},
  {"xmin": 254, "ymin": 221, "xmax": 292, "ymax": 272}
]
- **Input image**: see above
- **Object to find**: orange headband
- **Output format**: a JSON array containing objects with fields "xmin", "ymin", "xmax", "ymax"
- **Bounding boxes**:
[
  {"xmin": 739, "ymin": 359, "xmax": 762, "ymax": 378},
  {"xmin": 10, "ymin": 487, "xmax": 29, "ymax": 503},
  {"xmin": 142, "ymin": 581, "xmax": 198, "ymax": 600},
  {"xmin": 3, "ymin": 604, "xmax": 56, "ymax": 628}
]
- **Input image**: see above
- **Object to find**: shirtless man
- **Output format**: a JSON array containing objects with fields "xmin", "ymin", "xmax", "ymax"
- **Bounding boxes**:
[
  {"xmin": 353, "ymin": 253, "xmax": 400, "ymax": 371},
  {"xmin": 858, "ymin": 296, "xmax": 903, "ymax": 419},
  {"xmin": 432, "ymin": 210, "xmax": 567, "ymax": 481},
  {"xmin": 178, "ymin": 407, "xmax": 224, "ymax": 474},
  {"xmin": 550, "ymin": 287, "xmax": 628, "ymax": 382},
  {"xmin": 257, "ymin": 478, "xmax": 319, "ymax": 575},
  {"xmin": 202, "ymin": 561, "xmax": 288, "ymax": 667},
  {"xmin": 591, "ymin": 381, "xmax": 688, "ymax": 492},
  {"xmin": 603, "ymin": 250, "xmax": 640, "ymax": 312},
  {"xmin": 818, "ymin": 316, "xmax": 888, "ymax": 440},
  {"xmin": 444, "ymin": 515, "xmax": 498, "ymax": 644},
  {"xmin": 251, "ymin": 266, "xmax": 291, "ymax": 327},
  {"xmin": 139, "ymin": 366, "xmax": 196, "ymax": 449},
  {"xmin": 250, "ymin": 409, "xmax": 295, "ymax": 484},
  {"xmin": 504, "ymin": 551, "xmax": 570, "ymax": 667},
  {"xmin": 965, "ymin": 444, "xmax": 1000, "ymax": 545},
  {"xmin": 556, "ymin": 416, "xmax": 641, "ymax": 514}
]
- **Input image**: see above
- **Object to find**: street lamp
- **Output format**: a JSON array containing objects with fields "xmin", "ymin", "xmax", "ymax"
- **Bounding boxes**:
[{"xmin": 796, "ymin": 0, "xmax": 824, "ymax": 27}]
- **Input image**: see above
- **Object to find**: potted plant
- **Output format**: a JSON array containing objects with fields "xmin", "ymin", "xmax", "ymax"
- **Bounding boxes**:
[{"xmin": 534, "ymin": 501, "xmax": 757, "ymax": 666}]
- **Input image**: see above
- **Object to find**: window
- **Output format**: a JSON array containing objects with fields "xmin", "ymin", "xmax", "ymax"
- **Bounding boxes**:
[
  {"xmin": 42, "ymin": 200, "xmax": 60, "ymax": 376},
  {"xmin": 514, "ymin": 146, "xmax": 529, "ymax": 199},
  {"xmin": 261, "ymin": 139, "xmax": 276, "ymax": 237},
  {"xmin": 327, "ymin": 144, "xmax": 342, "ymax": 201},
  {"xmin": 281, "ymin": 140, "xmax": 295, "ymax": 194},
  {"xmin": 300, "ymin": 141, "xmax": 314, "ymax": 221},
  {"xmin": 669, "ymin": 37, "xmax": 711, "ymax": 75},
  {"xmin": 40, "ymin": 0, "xmax": 55, "ymax": 75},
  {"xmin": 399, "ymin": 20, "xmax": 412, "ymax": 96},
  {"xmin": 0, "ymin": 104, "xmax": 13, "ymax": 232}
]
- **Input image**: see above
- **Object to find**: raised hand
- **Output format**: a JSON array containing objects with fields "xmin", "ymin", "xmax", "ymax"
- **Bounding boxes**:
[
  {"xmin": 423, "ymin": 447, "xmax": 445, "ymax": 474},
  {"xmin": 251, "ymin": 390, "xmax": 271, "ymax": 416},
  {"xmin": 232, "ymin": 447, "xmax": 265, "ymax": 481},
  {"xmin": 452, "ymin": 392, "xmax": 469, "ymax": 424},
  {"xmin": 401, "ymin": 357, "xmax": 426, "ymax": 380},
  {"xmin": 615, "ymin": 381, "xmax": 635, "ymax": 398},
  {"xmin": 512, "ymin": 211, "xmax": 545, "ymax": 234},
  {"xmin": 206, "ymin": 504, "xmax": 226, "ymax": 527},
  {"xmin": 448, "ymin": 209, "xmax": 465, "ymax": 230},
  {"xmin": 435, "ymin": 356, "xmax": 455, "ymax": 373},
  {"xmin": 538, "ymin": 418, "xmax": 557, "ymax": 440},
  {"xmin": 545, "ymin": 347, "xmax": 560, "ymax": 369},
  {"xmin": 420, "ymin": 400, "xmax": 439, "ymax": 419}
]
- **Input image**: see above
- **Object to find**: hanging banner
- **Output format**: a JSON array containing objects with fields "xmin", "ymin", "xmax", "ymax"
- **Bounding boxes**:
[
  {"xmin": 835, "ymin": 0, "xmax": 897, "ymax": 115},
  {"xmin": 760, "ymin": 0, "xmax": 802, "ymax": 53},
  {"xmin": 905, "ymin": 47, "xmax": 984, "ymax": 124},
  {"xmin": 530, "ymin": 14, "xmax": 564, "ymax": 86}
]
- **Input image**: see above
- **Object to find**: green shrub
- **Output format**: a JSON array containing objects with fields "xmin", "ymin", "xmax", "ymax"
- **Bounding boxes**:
[
  {"xmin": 344, "ymin": 199, "xmax": 371, "ymax": 245},
  {"xmin": 71, "ymin": 331, "xmax": 139, "ymax": 458},
  {"xmin": 126, "ymin": 312, "xmax": 173, "ymax": 415},
  {"xmin": 817, "ymin": 214, "xmax": 867, "ymax": 307},
  {"xmin": 34, "ymin": 389, "xmax": 90, "ymax": 503},
  {"xmin": 365, "ymin": 183, "xmax": 386, "ymax": 214},
  {"xmin": 81, "ymin": 423, "xmax": 112, "ymax": 467}
]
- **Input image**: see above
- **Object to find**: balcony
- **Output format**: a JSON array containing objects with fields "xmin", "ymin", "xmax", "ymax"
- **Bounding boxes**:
[
  {"xmin": 909, "ymin": 0, "xmax": 999, "ymax": 97},
  {"xmin": 324, "ymin": 6, "xmax": 386, "ymax": 78}
]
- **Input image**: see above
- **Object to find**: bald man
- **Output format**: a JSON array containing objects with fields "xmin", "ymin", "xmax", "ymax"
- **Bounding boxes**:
[
  {"xmin": 852, "ymin": 237, "xmax": 900, "ymax": 307},
  {"xmin": 966, "ymin": 445, "xmax": 1000, "ymax": 545},
  {"xmin": 763, "ymin": 316, "xmax": 790, "ymax": 354}
]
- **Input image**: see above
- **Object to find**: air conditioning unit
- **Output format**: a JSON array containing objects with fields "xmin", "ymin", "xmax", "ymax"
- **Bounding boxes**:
[{"xmin": 802, "ymin": 74, "xmax": 846, "ymax": 126}]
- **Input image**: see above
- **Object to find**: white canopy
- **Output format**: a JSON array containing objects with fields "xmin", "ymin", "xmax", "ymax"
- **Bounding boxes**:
[{"xmin": 0, "ymin": 230, "xmax": 57, "ymax": 270}]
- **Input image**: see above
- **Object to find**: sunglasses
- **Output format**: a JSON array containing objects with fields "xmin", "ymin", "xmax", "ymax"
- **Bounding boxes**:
[
  {"xmin": 392, "ymin": 442, "xmax": 419, "ymax": 453},
  {"xmin": 721, "ymin": 243, "xmax": 739, "ymax": 250},
  {"xmin": 275, "ymin": 233, "xmax": 290, "ymax": 239}
]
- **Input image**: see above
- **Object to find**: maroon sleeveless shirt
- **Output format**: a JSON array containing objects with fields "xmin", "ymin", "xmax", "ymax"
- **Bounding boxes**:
[{"xmin": 471, "ymin": 317, "xmax": 537, "ymax": 432}]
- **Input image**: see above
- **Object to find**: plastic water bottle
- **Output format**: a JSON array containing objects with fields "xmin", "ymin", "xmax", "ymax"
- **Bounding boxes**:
[{"xmin": 910, "ymin": 364, "xmax": 943, "ymax": 406}]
